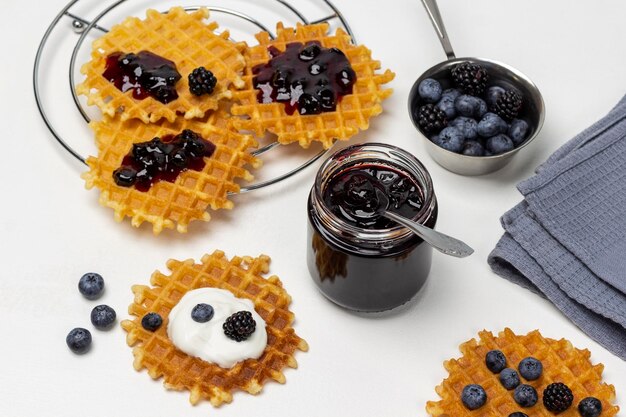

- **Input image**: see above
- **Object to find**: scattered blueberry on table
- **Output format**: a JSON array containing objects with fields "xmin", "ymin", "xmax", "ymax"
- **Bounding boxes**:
[
  {"xmin": 91, "ymin": 305, "xmax": 117, "ymax": 330},
  {"xmin": 415, "ymin": 62, "xmax": 531, "ymax": 156},
  {"xmin": 66, "ymin": 327, "xmax": 92, "ymax": 354},
  {"xmin": 78, "ymin": 272, "xmax": 105, "ymax": 300}
]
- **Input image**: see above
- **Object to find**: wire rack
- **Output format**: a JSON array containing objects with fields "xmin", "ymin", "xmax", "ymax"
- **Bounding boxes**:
[{"xmin": 33, "ymin": 0, "xmax": 355, "ymax": 192}]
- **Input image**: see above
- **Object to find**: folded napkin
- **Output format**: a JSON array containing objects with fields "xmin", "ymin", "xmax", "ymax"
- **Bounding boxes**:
[{"xmin": 488, "ymin": 95, "xmax": 626, "ymax": 360}]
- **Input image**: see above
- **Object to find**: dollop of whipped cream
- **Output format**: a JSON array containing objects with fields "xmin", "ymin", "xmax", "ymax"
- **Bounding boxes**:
[{"xmin": 167, "ymin": 288, "xmax": 267, "ymax": 368}]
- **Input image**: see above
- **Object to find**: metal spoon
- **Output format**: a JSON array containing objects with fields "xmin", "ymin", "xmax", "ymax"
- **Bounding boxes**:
[{"xmin": 374, "ymin": 188, "xmax": 474, "ymax": 258}]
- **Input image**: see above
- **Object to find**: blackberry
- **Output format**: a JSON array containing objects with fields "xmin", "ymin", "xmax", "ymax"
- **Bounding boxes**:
[
  {"xmin": 492, "ymin": 90, "xmax": 523, "ymax": 121},
  {"xmin": 417, "ymin": 104, "xmax": 448, "ymax": 134},
  {"xmin": 188, "ymin": 66, "xmax": 217, "ymax": 96},
  {"xmin": 223, "ymin": 310, "xmax": 256, "ymax": 342},
  {"xmin": 543, "ymin": 382, "xmax": 574, "ymax": 413},
  {"xmin": 451, "ymin": 62, "xmax": 488, "ymax": 95}
]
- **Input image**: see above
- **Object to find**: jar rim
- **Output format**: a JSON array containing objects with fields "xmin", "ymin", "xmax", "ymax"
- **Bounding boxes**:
[{"xmin": 311, "ymin": 143, "xmax": 437, "ymax": 248}]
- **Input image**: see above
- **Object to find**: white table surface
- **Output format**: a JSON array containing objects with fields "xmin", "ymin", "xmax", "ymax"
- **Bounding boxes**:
[{"xmin": 2, "ymin": 0, "xmax": 625, "ymax": 415}]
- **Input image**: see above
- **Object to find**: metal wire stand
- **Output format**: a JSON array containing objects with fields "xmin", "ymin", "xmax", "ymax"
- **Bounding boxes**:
[{"xmin": 33, "ymin": 0, "xmax": 355, "ymax": 192}]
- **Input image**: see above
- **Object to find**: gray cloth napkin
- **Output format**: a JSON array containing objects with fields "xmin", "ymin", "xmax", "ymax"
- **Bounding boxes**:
[{"xmin": 488, "ymin": 95, "xmax": 626, "ymax": 360}]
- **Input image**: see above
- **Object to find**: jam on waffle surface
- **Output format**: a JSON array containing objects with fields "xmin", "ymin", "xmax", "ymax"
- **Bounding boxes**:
[
  {"xmin": 121, "ymin": 251, "xmax": 308, "ymax": 407},
  {"xmin": 426, "ymin": 328, "xmax": 619, "ymax": 417},
  {"xmin": 82, "ymin": 109, "xmax": 260, "ymax": 234},
  {"xmin": 232, "ymin": 22, "xmax": 395, "ymax": 149},
  {"xmin": 77, "ymin": 7, "xmax": 246, "ymax": 123}
]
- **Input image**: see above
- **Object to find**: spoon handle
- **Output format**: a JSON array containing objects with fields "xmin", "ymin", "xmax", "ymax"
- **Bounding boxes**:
[
  {"xmin": 383, "ymin": 210, "xmax": 473, "ymax": 258},
  {"xmin": 420, "ymin": 0, "xmax": 456, "ymax": 60}
]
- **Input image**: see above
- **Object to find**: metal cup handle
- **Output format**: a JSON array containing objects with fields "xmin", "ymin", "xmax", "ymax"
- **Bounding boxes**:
[{"xmin": 420, "ymin": 0, "xmax": 456, "ymax": 60}]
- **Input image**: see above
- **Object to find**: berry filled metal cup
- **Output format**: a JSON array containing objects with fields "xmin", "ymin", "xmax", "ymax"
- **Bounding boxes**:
[{"xmin": 408, "ymin": 0, "xmax": 545, "ymax": 176}]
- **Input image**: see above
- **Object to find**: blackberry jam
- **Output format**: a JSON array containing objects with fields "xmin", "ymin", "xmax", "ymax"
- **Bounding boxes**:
[
  {"xmin": 113, "ymin": 130, "xmax": 216, "ymax": 192},
  {"xmin": 307, "ymin": 143, "xmax": 438, "ymax": 312},
  {"xmin": 252, "ymin": 42, "xmax": 356, "ymax": 115},
  {"xmin": 103, "ymin": 51, "xmax": 181, "ymax": 104}
]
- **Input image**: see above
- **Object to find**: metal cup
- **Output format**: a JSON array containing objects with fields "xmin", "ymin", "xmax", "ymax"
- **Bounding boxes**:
[{"xmin": 408, "ymin": 0, "xmax": 545, "ymax": 176}]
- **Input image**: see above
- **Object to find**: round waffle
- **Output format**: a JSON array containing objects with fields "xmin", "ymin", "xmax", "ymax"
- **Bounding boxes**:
[
  {"xmin": 76, "ymin": 7, "xmax": 246, "ymax": 123},
  {"xmin": 231, "ymin": 22, "xmax": 395, "ymax": 149},
  {"xmin": 81, "ymin": 109, "xmax": 260, "ymax": 234},
  {"xmin": 426, "ymin": 328, "xmax": 619, "ymax": 417},
  {"xmin": 120, "ymin": 251, "xmax": 308, "ymax": 407}
]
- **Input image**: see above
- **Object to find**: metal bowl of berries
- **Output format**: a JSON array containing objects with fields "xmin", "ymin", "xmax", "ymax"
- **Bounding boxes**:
[
  {"xmin": 408, "ymin": 58, "xmax": 545, "ymax": 175},
  {"xmin": 408, "ymin": 0, "xmax": 545, "ymax": 175}
]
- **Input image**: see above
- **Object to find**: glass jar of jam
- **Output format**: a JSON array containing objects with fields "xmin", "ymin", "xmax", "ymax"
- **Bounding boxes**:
[{"xmin": 307, "ymin": 143, "xmax": 438, "ymax": 312}]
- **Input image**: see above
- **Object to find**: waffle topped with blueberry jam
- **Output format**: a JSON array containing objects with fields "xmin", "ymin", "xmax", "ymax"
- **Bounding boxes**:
[
  {"xmin": 426, "ymin": 329, "xmax": 619, "ymax": 417},
  {"xmin": 120, "ymin": 250, "xmax": 308, "ymax": 407},
  {"xmin": 232, "ymin": 22, "xmax": 395, "ymax": 149},
  {"xmin": 77, "ymin": 7, "xmax": 246, "ymax": 123},
  {"xmin": 82, "ymin": 110, "xmax": 260, "ymax": 234}
]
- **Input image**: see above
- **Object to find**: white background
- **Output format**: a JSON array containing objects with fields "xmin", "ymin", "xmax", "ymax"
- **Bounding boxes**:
[{"xmin": 1, "ymin": 0, "xmax": 625, "ymax": 415}]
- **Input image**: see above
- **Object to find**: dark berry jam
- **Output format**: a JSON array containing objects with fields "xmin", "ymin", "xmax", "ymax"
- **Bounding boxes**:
[
  {"xmin": 113, "ymin": 130, "xmax": 216, "ymax": 192},
  {"xmin": 103, "ymin": 51, "xmax": 181, "ymax": 104},
  {"xmin": 323, "ymin": 165, "xmax": 424, "ymax": 229},
  {"xmin": 252, "ymin": 42, "xmax": 356, "ymax": 115}
]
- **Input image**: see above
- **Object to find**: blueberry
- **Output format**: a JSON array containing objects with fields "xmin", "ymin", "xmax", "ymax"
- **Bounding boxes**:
[
  {"xmin": 487, "ymin": 134, "xmax": 515, "ymax": 155},
  {"xmin": 499, "ymin": 368, "xmax": 521, "ymax": 390},
  {"xmin": 476, "ymin": 98, "xmax": 488, "ymax": 117},
  {"xmin": 91, "ymin": 305, "xmax": 117, "ymax": 330},
  {"xmin": 436, "ymin": 95, "xmax": 457, "ymax": 119},
  {"xmin": 462, "ymin": 140, "xmax": 484, "ymax": 156},
  {"xmin": 442, "ymin": 88, "xmax": 461, "ymax": 100},
  {"xmin": 509, "ymin": 413, "xmax": 528, "ymax": 417},
  {"xmin": 434, "ymin": 127, "xmax": 465, "ymax": 153},
  {"xmin": 113, "ymin": 167, "xmax": 137, "ymax": 187},
  {"xmin": 517, "ymin": 357, "xmax": 542, "ymax": 380},
  {"xmin": 455, "ymin": 94, "xmax": 480, "ymax": 117},
  {"xmin": 299, "ymin": 43, "xmax": 321, "ymax": 61},
  {"xmin": 418, "ymin": 78, "xmax": 442, "ymax": 103},
  {"xmin": 317, "ymin": 87, "xmax": 336, "ymax": 110},
  {"xmin": 66, "ymin": 328, "xmax": 92, "ymax": 354},
  {"xmin": 508, "ymin": 119, "xmax": 530, "ymax": 146},
  {"xmin": 486, "ymin": 85, "xmax": 506, "ymax": 107},
  {"xmin": 78, "ymin": 273, "xmax": 105, "ymax": 300},
  {"xmin": 477, "ymin": 113, "xmax": 508, "ymax": 137},
  {"xmin": 461, "ymin": 384, "xmax": 487, "ymax": 410},
  {"xmin": 514, "ymin": 384, "xmax": 538, "ymax": 407},
  {"xmin": 450, "ymin": 116, "xmax": 478, "ymax": 140},
  {"xmin": 298, "ymin": 93, "xmax": 321, "ymax": 115},
  {"xmin": 141, "ymin": 312, "xmax": 163, "ymax": 332},
  {"xmin": 191, "ymin": 303, "xmax": 214, "ymax": 323},
  {"xmin": 578, "ymin": 397, "xmax": 602, "ymax": 417},
  {"xmin": 485, "ymin": 349, "xmax": 507, "ymax": 373}
]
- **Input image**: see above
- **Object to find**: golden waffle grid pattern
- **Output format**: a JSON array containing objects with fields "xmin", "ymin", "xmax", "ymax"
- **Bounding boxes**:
[
  {"xmin": 121, "ymin": 251, "xmax": 309, "ymax": 407},
  {"xmin": 77, "ymin": 7, "xmax": 246, "ymax": 123},
  {"xmin": 426, "ymin": 328, "xmax": 619, "ymax": 417},
  {"xmin": 231, "ymin": 22, "xmax": 395, "ymax": 149},
  {"xmin": 82, "ymin": 110, "xmax": 261, "ymax": 234}
]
